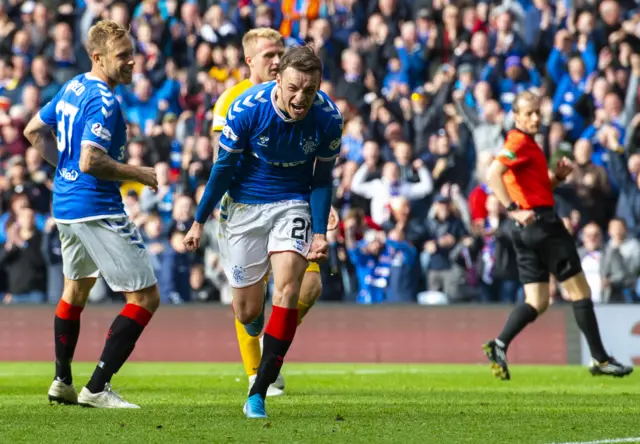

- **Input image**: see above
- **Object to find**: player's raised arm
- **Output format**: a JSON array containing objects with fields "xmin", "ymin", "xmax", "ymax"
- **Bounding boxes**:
[
  {"xmin": 24, "ymin": 90, "xmax": 64, "ymax": 166},
  {"xmin": 185, "ymin": 105, "xmax": 249, "ymax": 251}
]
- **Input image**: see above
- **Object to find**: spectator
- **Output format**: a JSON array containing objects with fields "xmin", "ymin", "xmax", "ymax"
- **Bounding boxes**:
[
  {"xmin": 474, "ymin": 195, "xmax": 520, "ymax": 303},
  {"xmin": 0, "ymin": 206, "xmax": 46, "ymax": 304},
  {"xmin": 578, "ymin": 222, "xmax": 605, "ymax": 303},
  {"xmin": 601, "ymin": 218, "xmax": 640, "ymax": 303},
  {"xmin": 1, "ymin": 0, "xmax": 639, "ymax": 306},
  {"xmin": 423, "ymin": 194, "xmax": 470, "ymax": 301},
  {"xmin": 29, "ymin": 56, "xmax": 59, "ymax": 105},
  {"xmin": 350, "ymin": 159, "xmax": 433, "ymax": 225},
  {"xmin": 190, "ymin": 263, "xmax": 219, "ymax": 302},
  {"xmin": 159, "ymin": 226, "xmax": 192, "ymax": 304},
  {"xmin": 140, "ymin": 162, "xmax": 175, "ymax": 227}
]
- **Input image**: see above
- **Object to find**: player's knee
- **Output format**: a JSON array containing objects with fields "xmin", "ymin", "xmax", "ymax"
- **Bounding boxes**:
[
  {"xmin": 272, "ymin": 279, "xmax": 302, "ymax": 306},
  {"xmin": 62, "ymin": 278, "xmax": 95, "ymax": 306},
  {"xmin": 126, "ymin": 285, "xmax": 160, "ymax": 313},
  {"xmin": 234, "ymin": 299, "xmax": 263, "ymax": 325},
  {"xmin": 561, "ymin": 272, "xmax": 592, "ymax": 302},
  {"xmin": 528, "ymin": 298, "xmax": 549, "ymax": 314},
  {"xmin": 523, "ymin": 283, "xmax": 550, "ymax": 314}
]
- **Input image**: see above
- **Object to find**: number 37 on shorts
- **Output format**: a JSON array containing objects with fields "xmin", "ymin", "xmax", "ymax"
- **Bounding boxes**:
[{"xmin": 216, "ymin": 196, "xmax": 312, "ymax": 288}]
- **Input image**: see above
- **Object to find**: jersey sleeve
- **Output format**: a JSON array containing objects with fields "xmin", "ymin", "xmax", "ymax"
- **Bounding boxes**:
[
  {"xmin": 217, "ymin": 97, "xmax": 251, "ymax": 154},
  {"xmin": 37, "ymin": 88, "xmax": 64, "ymax": 127},
  {"xmin": 80, "ymin": 91, "xmax": 118, "ymax": 153},
  {"xmin": 211, "ymin": 89, "xmax": 232, "ymax": 133},
  {"xmin": 496, "ymin": 133, "xmax": 527, "ymax": 168},
  {"xmin": 316, "ymin": 99, "xmax": 343, "ymax": 163}
]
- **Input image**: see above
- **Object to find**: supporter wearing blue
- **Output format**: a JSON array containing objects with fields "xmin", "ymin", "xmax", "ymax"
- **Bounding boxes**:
[
  {"xmin": 160, "ymin": 227, "xmax": 192, "ymax": 304},
  {"xmin": 346, "ymin": 227, "xmax": 418, "ymax": 304},
  {"xmin": 552, "ymin": 55, "xmax": 589, "ymax": 141},
  {"xmin": 546, "ymin": 29, "xmax": 597, "ymax": 86},
  {"xmin": 184, "ymin": 46, "xmax": 342, "ymax": 419},
  {"xmin": 481, "ymin": 55, "xmax": 541, "ymax": 112},
  {"xmin": 23, "ymin": 20, "xmax": 160, "ymax": 410}
]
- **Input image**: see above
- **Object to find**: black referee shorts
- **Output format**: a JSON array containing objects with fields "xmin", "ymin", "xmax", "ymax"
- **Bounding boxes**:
[{"xmin": 510, "ymin": 207, "xmax": 582, "ymax": 285}]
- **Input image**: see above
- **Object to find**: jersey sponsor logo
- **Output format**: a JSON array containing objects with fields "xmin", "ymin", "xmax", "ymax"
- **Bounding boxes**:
[
  {"xmin": 301, "ymin": 136, "xmax": 318, "ymax": 155},
  {"xmin": 91, "ymin": 122, "xmax": 112, "ymax": 142},
  {"xmin": 499, "ymin": 149, "xmax": 516, "ymax": 160},
  {"xmin": 222, "ymin": 124, "xmax": 239, "ymax": 142},
  {"xmin": 59, "ymin": 167, "xmax": 79, "ymax": 181},
  {"xmin": 329, "ymin": 138, "xmax": 341, "ymax": 151},
  {"xmin": 268, "ymin": 160, "xmax": 307, "ymax": 168},
  {"xmin": 257, "ymin": 135, "xmax": 269, "ymax": 147}
]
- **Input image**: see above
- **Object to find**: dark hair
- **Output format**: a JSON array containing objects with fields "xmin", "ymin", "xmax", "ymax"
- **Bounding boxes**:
[{"xmin": 278, "ymin": 45, "xmax": 322, "ymax": 76}]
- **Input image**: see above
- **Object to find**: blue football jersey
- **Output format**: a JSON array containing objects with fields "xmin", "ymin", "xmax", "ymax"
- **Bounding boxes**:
[
  {"xmin": 38, "ymin": 74, "xmax": 127, "ymax": 222},
  {"xmin": 217, "ymin": 81, "xmax": 343, "ymax": 204}
]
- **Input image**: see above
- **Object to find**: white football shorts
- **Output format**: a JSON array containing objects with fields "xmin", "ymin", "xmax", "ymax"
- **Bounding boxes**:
[
  {"xmin": 57, "ymin": 216, "xmax": 157, "ymax": 292},
  {"xmin": 217, "ymin": 193, "xmax": 312, "ymax": 288}
]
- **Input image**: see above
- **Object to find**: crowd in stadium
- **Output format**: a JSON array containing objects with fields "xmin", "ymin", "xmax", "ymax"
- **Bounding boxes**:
[{"xmin": 0, "ymin": 0, "xmax": 639, "ymax": 305}]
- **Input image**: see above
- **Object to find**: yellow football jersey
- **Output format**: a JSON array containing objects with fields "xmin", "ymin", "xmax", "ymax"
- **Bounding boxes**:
[{"xmin": 211, "ymin": 79, "xmax": 254, "ymax": 133}]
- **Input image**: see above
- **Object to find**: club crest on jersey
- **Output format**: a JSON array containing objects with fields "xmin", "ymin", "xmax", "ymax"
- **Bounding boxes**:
[{"xmin": 301, "ymin": 136, "xmax": 318, "ymax": 155}]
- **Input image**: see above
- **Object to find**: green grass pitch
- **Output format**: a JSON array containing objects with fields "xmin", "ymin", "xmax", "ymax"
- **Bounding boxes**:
[{"xmin": 0, "ymin": 362, "xmax": 638, "ymax": 444}]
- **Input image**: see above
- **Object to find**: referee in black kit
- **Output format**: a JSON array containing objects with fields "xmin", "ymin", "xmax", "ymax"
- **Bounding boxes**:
[{"xmin": 481, "ymin": 91, "xmax": 632, "ymax": 380}]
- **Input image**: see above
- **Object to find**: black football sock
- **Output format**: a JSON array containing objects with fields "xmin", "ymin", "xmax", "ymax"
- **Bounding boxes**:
[
  {"xmin": 249, "ymin": 306, "xmax": 298, "ymax": 399},
  {"xmin": 54, "ymin": 300, "xmax": 84, "ymax": 384},
  {"xmin": 572, "ymin": 299, "xmax": 608, "ymax": 363},
  {"xmin": 496, "ymin": 303, "xmax": 539, "ymax": 351},
  {"xmin": 86, "ymin": 304, "xmax": 153, "ymax": 394}
]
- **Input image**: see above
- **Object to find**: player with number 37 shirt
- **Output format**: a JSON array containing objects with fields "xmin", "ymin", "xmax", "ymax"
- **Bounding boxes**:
[{"xmin": 23, "ymin": 20, "xmax": 160, "ymax": 409}]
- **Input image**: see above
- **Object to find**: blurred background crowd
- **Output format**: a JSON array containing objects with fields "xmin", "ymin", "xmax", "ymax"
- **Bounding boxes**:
[{"xmin": 0, "ymin": 0, "xmax": 640, "ymax": 305}]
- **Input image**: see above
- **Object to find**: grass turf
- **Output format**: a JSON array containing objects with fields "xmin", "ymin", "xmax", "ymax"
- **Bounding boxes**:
[{"xmin": 0, "ymin": 363, "xmax": 638, "ymax": 444}]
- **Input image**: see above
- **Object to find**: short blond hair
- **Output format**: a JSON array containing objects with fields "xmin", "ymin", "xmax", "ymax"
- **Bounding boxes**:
[
  {"xmin": 87, "ymin": 20, "xmax": 130, "ymax": 56},
  {"xmin": 241, "ymin": 28, "xmax": 283, "ymax": 55},
  {"xmin": 512, "ymin": 90, "xmax": 540, "ymax": 114}
]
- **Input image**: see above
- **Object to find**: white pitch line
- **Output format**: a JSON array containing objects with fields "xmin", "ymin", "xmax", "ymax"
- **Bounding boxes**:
[{"xmin": 549, "ymin": 437, "xmax": 640, "ymax": 444}]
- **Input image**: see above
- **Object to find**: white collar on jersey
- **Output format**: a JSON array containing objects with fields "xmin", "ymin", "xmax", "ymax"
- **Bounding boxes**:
[
  {"xmin": 270, "ymin": 84, "xmax": 296, "ymax": 123},
  {"xmin": 84, "ymin": 73, "xmax": 112, "ymax": 89}
]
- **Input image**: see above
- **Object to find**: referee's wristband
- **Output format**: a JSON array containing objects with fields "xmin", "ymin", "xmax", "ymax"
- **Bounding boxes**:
[{"xmin": 506, "ymin": 202, "xmax": 519, "ymax": 212}]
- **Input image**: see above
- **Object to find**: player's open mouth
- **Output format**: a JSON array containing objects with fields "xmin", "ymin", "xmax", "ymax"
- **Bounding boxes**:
[{"xmin": 291, "ymin": 103, "xmax": 305, "ymax": 112}]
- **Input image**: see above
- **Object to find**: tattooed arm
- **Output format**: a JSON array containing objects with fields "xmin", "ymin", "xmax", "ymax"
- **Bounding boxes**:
[
  {"xmin": 23, "ymin": 115, "xmax": 59, "ymax": 167},
  {"xmin": 79, "ymin": 144, "xmax": 158, "ymax": 189}
]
